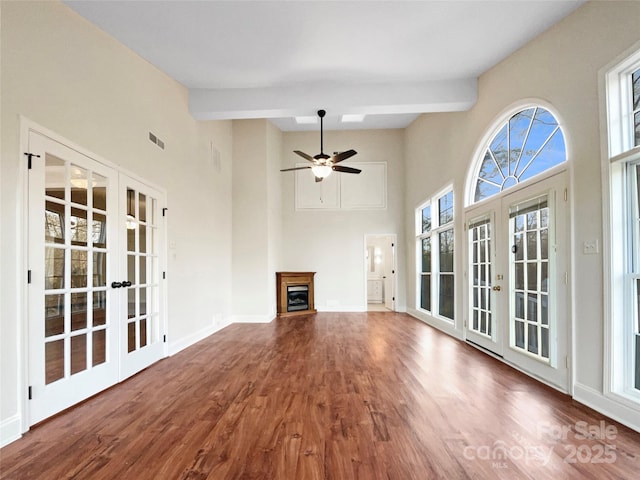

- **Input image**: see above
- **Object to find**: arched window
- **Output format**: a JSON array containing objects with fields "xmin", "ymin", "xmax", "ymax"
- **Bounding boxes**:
[{"xmin": 472, "ymin": 106, "xmax": 567, "ymax": 203}]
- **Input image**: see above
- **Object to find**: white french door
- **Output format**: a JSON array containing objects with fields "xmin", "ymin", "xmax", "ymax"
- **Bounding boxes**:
[
  {"xmin": 465, "ymin": 172, "xmax": 569, "ymax": 391},
  {"xmin": 119, "ymin": 175, "xmax": 165, "ymax": 379},
  {"xmin": 27, "ymin": 130, "xmax": 166, "ymax": 425}
]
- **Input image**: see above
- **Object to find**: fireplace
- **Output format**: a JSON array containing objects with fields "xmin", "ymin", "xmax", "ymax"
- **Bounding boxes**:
[
  {"xmin": 287, "ymin": 285, "xmax": 309, "ymax": 312},
  {"xmin": 276, "ymin": 272, "xmax": 316, "ymax": 317}
]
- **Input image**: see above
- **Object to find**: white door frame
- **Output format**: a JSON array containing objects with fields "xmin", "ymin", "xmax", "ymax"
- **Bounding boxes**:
[{"xmin": 364, "ymin": 233, "xmax": 397, "ymax": 311}]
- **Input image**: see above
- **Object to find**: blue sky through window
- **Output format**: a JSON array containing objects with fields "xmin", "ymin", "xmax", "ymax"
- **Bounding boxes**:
[{"xmin": 474, "ymin": 107, "xmax": 566, "ymax": 202}]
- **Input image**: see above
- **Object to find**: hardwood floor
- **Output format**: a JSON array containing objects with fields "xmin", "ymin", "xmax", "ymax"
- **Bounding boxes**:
[{"xmin": 1, "ymin": 312, "xmax": 639, "ymax": 479}]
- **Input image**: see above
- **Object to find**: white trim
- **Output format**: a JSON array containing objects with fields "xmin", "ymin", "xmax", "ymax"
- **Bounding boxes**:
[
  {"xmin": 0, "ymin": 415, "xmax": 22, "ymax": 448},
  {"xmin": 600, "ymin": 44, "xmax": 640, "ymax": 408},
  {"xmin": 407, "ymin": 308, "xmax": 463, "ymax": 340},
  {"xmin": 228, "ymin": 314, "xmax": 275, "ymax": 324},
  {"xmin": 168, "ymin": 318, "xmax": 233, "ymax": 356},
  {"xmin": 316, "ymin": 304, "xmax": 365, "ymax": 313},
  {"xmin": 574, "ymin": 383, "xmax": 640, "ymax": 433}
]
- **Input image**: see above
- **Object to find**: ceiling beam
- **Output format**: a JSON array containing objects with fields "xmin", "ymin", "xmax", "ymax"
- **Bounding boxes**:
[{"xmin": 188, "ymin": 79, "xmax": 477, "ymax": 121}]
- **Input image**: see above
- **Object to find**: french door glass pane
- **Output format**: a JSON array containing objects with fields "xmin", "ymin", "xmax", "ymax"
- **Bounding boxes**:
[
  {"xmin": 124, "ymin": 186, "xmax": 160, "ymax": 355},
  {"xmin": 470, "ymin": 220, "xmax": 492, "ymax": 337},
  {"xmin": 511, "ymin": 203, "xmax": 550, "ymax": 360},
  {"xmin": 43, "ymin": 152, "xmax": 110, "ymax": 386}
]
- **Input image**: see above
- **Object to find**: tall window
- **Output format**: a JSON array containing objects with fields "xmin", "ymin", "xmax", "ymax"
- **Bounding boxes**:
[
  {"xmin": 605, "ymin": 48, "xmax": 640, "ymax": 404},
  {"xmin": 417, "ymin": 188, "xmax": 454, "ymax": 320},
  {"xmin": 472, "ymin": 107, "xmax": 566, "ymax": 204}
]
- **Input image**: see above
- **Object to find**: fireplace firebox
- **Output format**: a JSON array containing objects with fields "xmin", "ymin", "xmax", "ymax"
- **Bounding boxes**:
[
  {"xmin": 276, "ymin": 272, "xmax": 316, "ymax": 317},
  {"xmin": 287, "ymin": 285, "xmax": 309, "ymax": 312}
]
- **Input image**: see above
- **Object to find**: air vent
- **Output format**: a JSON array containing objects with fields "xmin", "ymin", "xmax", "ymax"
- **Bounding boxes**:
[{"xmin": 149, "ymin": 131, "xmax": 165, "ymax": 150}]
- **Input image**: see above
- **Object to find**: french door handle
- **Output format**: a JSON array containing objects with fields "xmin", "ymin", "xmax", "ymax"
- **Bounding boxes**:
[
  {"xmin": 111, "ymin": 281, "xmax": 123, "ymax": 289},
  {"xmin": 492, "ymin": 285, "xmax": 502, "ymax": 291},
  {"xmin": 122, "ymin": 281, "xmax": 132, "ymax": 287}
]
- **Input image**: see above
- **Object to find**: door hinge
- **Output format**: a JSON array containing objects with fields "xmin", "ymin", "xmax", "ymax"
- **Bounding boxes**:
[
  {"xmin": 564, "ymin": 272, "xmax": 568, "ymax": 284},
  {"xmin": 163, "ymin": 335, "xmax": 167, "ymax": 343},
  {"xmin": 162, "ymin": 208, "xmax": 168, "ymax": 217},
  {"xmin": 24, "ymin": 152, "xmax": 40, "ymax": 169},
  {"xmin": 391, "ymin": 243, "xmax": 394, "ymax": 247},
  {"xmin": 565, "ymin": 356, "xmax": 570, "ymax": 368},
  {"xmin": 392, "ymin": 296, "xmax": 395, "ymax": 301},
  {"xmin": 564, "ymin": 188, "xmax": 568, "ymax": 201},
  {"xmin": 163, "ymin": 271, "xmax": 166, "ymax": 279},
  {"xmin": 27, "ymin": 270, "xmax": 32, "ymax": 284},
  {"xmin": 392, "ymin": 270, "xmax": 395, "ymax": 274},
  {"xmin": 28, "ymin": 386, "xmax": 33, "ymax": 400}
]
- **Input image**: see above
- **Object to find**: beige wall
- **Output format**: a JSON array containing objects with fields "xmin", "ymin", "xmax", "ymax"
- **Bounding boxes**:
[
  {"xmin": 404, "ymin": 0, "xmax": 640, "ymax": 426},
  {"xmin": 1, "ymin": 1, "xmax": 234, "ymax": 442},
  {"xmin": 280, "ymin": 129, "xmax": 406, "ymax": 311}
]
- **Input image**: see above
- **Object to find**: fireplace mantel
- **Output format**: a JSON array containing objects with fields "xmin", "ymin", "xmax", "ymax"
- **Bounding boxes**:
[{"xmin": 276, "ymin": 272, "xmax": 316, "ymax": 317}]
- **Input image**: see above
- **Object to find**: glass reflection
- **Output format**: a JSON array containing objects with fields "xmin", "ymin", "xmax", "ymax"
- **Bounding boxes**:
[
  {"xmin": 45, "ymin": 293, "xmax": 65, "ymax": 337},
  {"xmin": 70, "ymin": 334, "xmax": 87, "ymax": 375},
  {"xmin": 45, "ymin": 340, "xmax": 65, "ymax": 384},
  {"xmin": 45, "ymin": 247, "xmax": 65, "ymax": 290},
  {"xmin": 70, "ymin": 165, "xmax": 89, "ymax": 206},
  {"xmin": 45, "ymin": 154, "xmax": 65, "ymax": 200}
]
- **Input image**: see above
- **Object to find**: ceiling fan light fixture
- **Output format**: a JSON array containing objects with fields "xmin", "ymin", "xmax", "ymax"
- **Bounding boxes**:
[{"xmin": 311, "ymin": 165, "xmax": 332, "ymax": 178}]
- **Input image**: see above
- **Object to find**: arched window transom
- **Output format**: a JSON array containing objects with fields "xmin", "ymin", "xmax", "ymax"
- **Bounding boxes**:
[{"xmin": 473, "ymin": 106, "xmax": 566, "ymax": 203}]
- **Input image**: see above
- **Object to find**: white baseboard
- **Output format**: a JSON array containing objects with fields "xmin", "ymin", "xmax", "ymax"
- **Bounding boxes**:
[
  {"xmin": 228, "ymin": 314, "xmax": 275, "ymax": 324},
  {"xmin": 573, "ymin": 382, "xmax": 640, "ymax": 433},
  {"xmin": 1, "ymin": 414, "xmax": 22, "ymax": 448},
  {"xmin": 406, "ymin": 308, "xmax": 463, "ymax": 340},
  {"xmin": 316, "ymin": 305, "xmax": 365, "ymax": 312},
  {"xmin": 168, "ymin": 319, "xmax": 232, "ymax": 356}
]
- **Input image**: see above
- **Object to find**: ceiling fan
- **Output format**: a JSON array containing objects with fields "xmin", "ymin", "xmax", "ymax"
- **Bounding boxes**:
[{"xmin": 280, "ymin": 109, "xmax": 360, "ymax": 182}]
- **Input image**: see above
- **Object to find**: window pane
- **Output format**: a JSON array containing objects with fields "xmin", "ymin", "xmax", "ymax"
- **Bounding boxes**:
[
  {"xmin": 635, "ymin": 111, "xmax": 640, "ymax": 147},
  {"xmin": 422, "ymin": 238, "xmax": 431, "ymax": 273},
  {"xmin": 438, "ymin": 191, "xmax": 454, "ymax": 225},
  {"xmin": 515, "ymin": 321, "xmax": 525, "ymax": 349},
  {"xmin": 473, "ymin": 107, "xmax": 566, "ymax": 203},
  {"xmin": 439, "ymin": 274, "xmax": 454, "ymax": 319},
  {"xmin": 633, "ymin": 68, "xmax": 640, "ymax": 111},
  {"xmin": 420, "ymin": 274, "xmax": 431, "ymax": 311},
  {"xmin": 422, "ymin": 205, "xmax": 431, "ymax": 233},
  {"xmin": 439, "ymin": 229, "xmax": 454, "ymax": 272}
]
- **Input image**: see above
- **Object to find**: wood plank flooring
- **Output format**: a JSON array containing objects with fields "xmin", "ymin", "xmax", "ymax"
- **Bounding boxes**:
[{"xmin": 1, "ymin": 312, "xmax": 639, "ymax": 479}]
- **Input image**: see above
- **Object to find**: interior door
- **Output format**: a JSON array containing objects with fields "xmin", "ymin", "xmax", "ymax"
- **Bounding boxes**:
[
  {"xmin": 465, "ymin": 172, "xmax": 569, "ymax": 391},
  {"xmin": 27, "ymin": 131, "xmax": 119, "ymax": 425},
  {"xmin": 118, "ymin": 174, "xmax": 166, "ymax": 379}
]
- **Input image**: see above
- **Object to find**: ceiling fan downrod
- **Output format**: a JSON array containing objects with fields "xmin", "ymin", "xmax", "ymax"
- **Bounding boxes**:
[{"xmin": 317, "ymin": 109, "xmax": 328, "ymax": 159}]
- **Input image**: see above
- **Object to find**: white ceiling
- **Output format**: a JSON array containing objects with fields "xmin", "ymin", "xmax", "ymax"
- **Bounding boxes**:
[{"xmin": 65, "ymin": 0, "xmax": 585, "ymax": 131}]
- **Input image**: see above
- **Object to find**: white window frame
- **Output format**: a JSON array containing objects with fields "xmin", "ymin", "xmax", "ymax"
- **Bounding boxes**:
[
  {"xmin": 415, "ymin": 185, "xmax": 455, "ymax": 322},
  {"xmin": 602, "ymin": 43, "xmax": 640, "ymax": 410}
]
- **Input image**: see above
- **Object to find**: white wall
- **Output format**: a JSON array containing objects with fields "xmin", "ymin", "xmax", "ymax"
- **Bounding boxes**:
[
  {"xmin": 0, "ymin": 1, "xmax": 234, "ymax": 444},
  {"xmin": 404, "ymin": 1, "xmax": 640, "ymax": 428},
  {"xmin": 281, "ymin": 129, "xmax": 406, "ymax": 312}
]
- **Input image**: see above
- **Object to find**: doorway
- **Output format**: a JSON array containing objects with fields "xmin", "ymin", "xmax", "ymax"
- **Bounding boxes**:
[
  {"xmin": 365, "ymin": 234, "xmax": 396, "ymax": 312},
  {"xmin": 26, "ymin": 128, "xmax": 167, "ymax": 425}
]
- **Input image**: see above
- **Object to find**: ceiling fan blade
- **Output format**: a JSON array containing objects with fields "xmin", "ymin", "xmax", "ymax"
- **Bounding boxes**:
[
  {"xmin": 330, "ymin": 149, "xmax": 357, "ymax": 164},
  {"xmin": 280, "ymin": 166, "xmax": 312, "ymax": 172},
  {"xmin": 294, "ymin": 150, "xmax": 315, "ymax": 162},
  {"xmin": 332, "ymin": 165, "xmax": 361, "ymax": 174}
]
